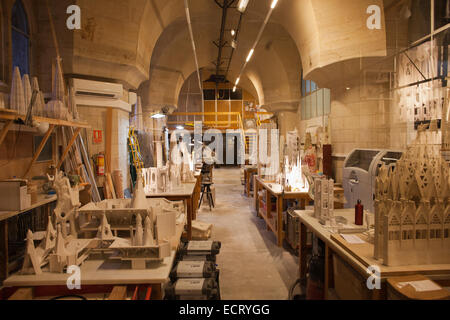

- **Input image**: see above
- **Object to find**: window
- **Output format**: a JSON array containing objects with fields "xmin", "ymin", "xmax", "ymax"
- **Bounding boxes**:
[
  {"xmin": 11, "ymin": 0, "xmax": 29, "ymax": 76},
  {"xmin": 435, "ymin": 0, "xmax": 450, "ymax": 30},
  {"xmin": 203, "ymin": 88, "xmax": 243, "ymax": 100},
  {"xmin": 301, "ymin": 88, "xmax": 331, "ymax": 121},
  {"xmin": 301, "ymin": 71, "xmax": 318, "ymax": 97},
  {"xmin": 33, "ymin": 135, "xmax": 54, "ymax": 162}
]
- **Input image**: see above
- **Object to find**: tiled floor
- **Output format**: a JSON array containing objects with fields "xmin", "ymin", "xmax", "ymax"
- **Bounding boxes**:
[{"xmin": 196, "ymin": 167, "xmax": 299, "ymax": 300}]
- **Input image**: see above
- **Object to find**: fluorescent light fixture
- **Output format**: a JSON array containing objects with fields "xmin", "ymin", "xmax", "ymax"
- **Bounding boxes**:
[
  {"xmin": 271, "ymin": 0, "xmax": 279, "ymax": 9},
  {"xmin": 233, "ymin": 86, "xmax": 237, "ymax": 92},
  {"xmin": 235, "ymin": 78, "xmax": 240, "ymax": 85},
  {"xmin": 237, "ymin": 0, "xmax": 250, "ymax": 13},
  {"xmin": 246, "ymin": 49, "xmax": 254, "ymax": 62},
  {"xmin": 231, "ymin": 29, "xmax": 236, "ymax": 36},
  {"xmin": 176, "ymin": 126, "xmax": 185, "ymax": 130},
  {"xmin": 151, "ymin": 113, "xmax": 166, "ymax": 119}
]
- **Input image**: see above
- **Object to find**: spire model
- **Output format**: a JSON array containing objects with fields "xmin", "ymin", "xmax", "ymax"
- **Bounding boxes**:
[
  {"xmin": 134, "ymin": 214, "xmax": 143, "ymax": 246},
  {"xmin": 10, "ymin": 66, "xmax": 26, "ymax": 115},
  {"xmin": 47, "ymin": 58, "xmax": 67, "ymax": 120},
  {"xmin": 143, "ymin": 215, "xmax": 155, "ymax": 246},
  {"xmin": 22, "ymin": 74, "xmax": 32, "ymax": 114}
]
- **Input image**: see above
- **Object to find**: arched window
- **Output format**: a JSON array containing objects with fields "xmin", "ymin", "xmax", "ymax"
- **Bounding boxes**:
[{"xmin": 11, "ymin": 0, "xmax": 29, "ymax": 76}]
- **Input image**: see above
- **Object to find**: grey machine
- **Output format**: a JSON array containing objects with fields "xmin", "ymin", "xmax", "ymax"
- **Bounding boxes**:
[{"xmin": 343, "ymin": 149, "xmax": 403, "ymax": 213}]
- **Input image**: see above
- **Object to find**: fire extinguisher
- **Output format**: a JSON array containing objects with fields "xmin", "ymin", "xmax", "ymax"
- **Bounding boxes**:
[{"xmin": 95, "ymin": 153, "xmax": 105, "ymax": 176}]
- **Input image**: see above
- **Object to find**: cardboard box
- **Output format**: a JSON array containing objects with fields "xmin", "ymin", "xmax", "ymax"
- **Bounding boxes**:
[{"xmin": 0, "ymin": 180, "xmax": 32, "ymax": 211}]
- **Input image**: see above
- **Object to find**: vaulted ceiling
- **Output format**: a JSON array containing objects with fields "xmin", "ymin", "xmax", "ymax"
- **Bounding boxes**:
[{"xmin": 44, "ymin": 0, "xmax": 388, "ymax": 114}]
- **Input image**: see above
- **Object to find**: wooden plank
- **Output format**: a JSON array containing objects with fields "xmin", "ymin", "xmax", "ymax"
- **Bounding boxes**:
[
  {"xmin": 23, "ymin": 124, "xmax": 55, "ymax": 178},
  {"xmin": 9, "ymin": 288, "xmax": 34, "ymax": 300},
  {"xmin": 0, "ymin": 120, "xmax": 13, "ymax": 148},
  {"xmin": 108, "ymin": 286, "xmax": 128, "ymax": 300},
  {"xmin": 0, "ymin": 220, "xmax": 8, "ymax": 283},
  {"xmin": 106, "ymin": 173, "xmax": 116, "ymax": 199},
  {"xmin": 106, "ymin": 108, "xmax": 112, "ymax": 174},
  {"xmin": 277, "ymin": 194, "xmax": 283, "ymax": 247},
  {"xmin": 57, "ymin": 127, "xmax": 81, "ymax": 169},
  {"xmin": 0, "ymin": 113, "xmax": 90, "ymax": 128}
]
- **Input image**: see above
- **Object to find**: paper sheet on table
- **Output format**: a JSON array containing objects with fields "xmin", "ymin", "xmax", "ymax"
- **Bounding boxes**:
[
  {"xmin": 397, "ymin": 280, "xmax": 442, "ymax": 292},
  {"xmin": 340, "ymin": 234, "xmax": 365, "ymax": 244}
]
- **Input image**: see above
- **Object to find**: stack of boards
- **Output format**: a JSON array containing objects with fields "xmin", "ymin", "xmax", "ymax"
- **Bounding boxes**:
[{"xmin": 165, "ymin": 240, "xmax": 221, "ymax": 300}]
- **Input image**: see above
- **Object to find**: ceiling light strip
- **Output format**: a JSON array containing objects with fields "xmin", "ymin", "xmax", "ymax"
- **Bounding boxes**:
[{"xmin": 235, "ymin": 0, "xmax": 280, "ymax": 87}]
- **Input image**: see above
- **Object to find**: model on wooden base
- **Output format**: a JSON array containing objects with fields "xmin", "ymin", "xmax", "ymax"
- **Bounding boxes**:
[{"xmin": 374, "ymin": 124, "xmax": 450, "ymax": 266}]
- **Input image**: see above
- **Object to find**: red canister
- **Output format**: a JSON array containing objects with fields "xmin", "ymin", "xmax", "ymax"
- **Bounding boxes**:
[{"xmin": 355, "ymin": 199, "xmax": 364, "ymax": 226}]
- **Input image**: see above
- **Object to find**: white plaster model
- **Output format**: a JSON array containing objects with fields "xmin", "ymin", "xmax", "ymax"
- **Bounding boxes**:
[
  {"xmin": 143, "ymin": 215, "xmax": 155, "ymax": 246},
  {"xmin": 283, "ymin": 156, "xmax": 309, "ymax": 192},
  {"xmin": 314, "ymin": 177, "xmax": 335, "ymax": 225},
  {"xmin": 21, "ymin": 230, "xmax": 44, "ymax": 275},
  {"xmin": 31, "ymin": 77, "xmax": 45, "ymax": 117},
  {"xmin": 134, "ymin": 214, "xmax": 144, "ymax": 246},
  {"xmin": 48, "ymin": 225, "xmax": 91, "ymax": 273},
  {"xmin": 53, "ymin": 170, "xmax": 81, "ymax": 237},
  {"xmin": 21, "ymin": 216, "xmax": 57, "ymax": 275},
  {"xmin": 46, "ymin": 58, "xmax": 67, "ymax": 120},
  {"xmin": 49, "ymin": 225, "xmax": 71, "ymax": 273},
  {"xmin": 40, "ymin": 216, "xmax": 57, "ymax": 254},
  {"xmin": 10, "ymin": 66, "xmax": 25, "ymax": 115},
  {"xmin": 22, "ymin": 74, "xmax": 32, "ymax": 113},
  {"xmin": 132, "ymin": 173, "xmax": 147, "ymax": 209},
  {"xmin": 374, "ymin": 126, "xmax": 450, "ymax": 266},
  {"xmin": 142, "ymin": 166, "xmax": 171, "ymax": 193},
  {"xmin": 97, "ymin": 213, "xmax": 115, "ymax": 241}
]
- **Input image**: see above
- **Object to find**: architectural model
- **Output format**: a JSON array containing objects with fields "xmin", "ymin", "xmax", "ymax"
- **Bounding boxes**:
[
  {"xmin": 374, "ymin": 123, "xmax": 450, "ymax": 266},
  {"xmin": 282, "ymin": 156, "xmax": 309, "ymax": 193},
  {"xmin": 314, "ymin": 177, "xmax": 335, "ymax": 225}
]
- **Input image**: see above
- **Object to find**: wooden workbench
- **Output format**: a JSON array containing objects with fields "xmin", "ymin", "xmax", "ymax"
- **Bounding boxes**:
[
  {"xmin": 145, "ymin": 182, "xmax": 197, "ymax": 241},
  {"xmin": 255, "ymin": 176, "xmax": 310, "ymax": 247},
  {"xmin": 0, "ymin": 194, "xmax": 57, "ymax": 284},
  {"xmin": 2, "ymin": 251, "xmax": 176, "ymax": 300},
  {"xmin": 296, "ymin": 209, "xmax": 450, "ymax": 300},
  {"xmin": 244, "ymin": 167, "xmax": 257, "ymax": 197},
  {"xmin": 1, "ymin": 209, "xmax": 186, "ymax": 300}
]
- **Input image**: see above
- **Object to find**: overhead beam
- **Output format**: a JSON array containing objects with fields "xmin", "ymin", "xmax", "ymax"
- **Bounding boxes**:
[{"xmin": 215, "ymin": 0, "xmax": 230, "ymax": 78}]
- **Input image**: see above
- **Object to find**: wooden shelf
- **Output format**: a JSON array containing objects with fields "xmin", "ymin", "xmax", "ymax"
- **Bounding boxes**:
[
  {"xmin": 259, "ymin": 209, "xmax": 277, "ymax": 235},
  {"xmin": 255, "ymin": 175, "xmax": 310, "ymax": 247},
  {"xmin": 0, "ymin": 110, "xmax": 91, "ymax": 178},
  {"xmin": 0, "ymin": 194, "xmax": 57, "ymax": 222},
  {"xmin": 0, "ymin": 111, "xmax": 90, "ymax": 128}
]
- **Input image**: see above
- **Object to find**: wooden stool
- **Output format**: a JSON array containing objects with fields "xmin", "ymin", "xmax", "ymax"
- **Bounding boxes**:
[
  {"xmin": 387, "ymin": 275, "xmax": 450, "ymax": 300},
  {"xmin": 199, "ymin": 182, "xmax": 215, "ymax": 211}
]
